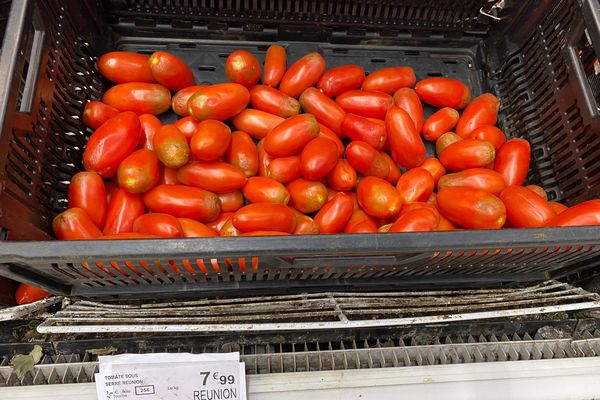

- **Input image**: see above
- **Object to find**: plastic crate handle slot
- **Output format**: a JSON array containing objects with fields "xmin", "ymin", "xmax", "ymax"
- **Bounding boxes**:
[{"xmin": 15, "ymin": 9, "xmax": 45, "ymax": 114}]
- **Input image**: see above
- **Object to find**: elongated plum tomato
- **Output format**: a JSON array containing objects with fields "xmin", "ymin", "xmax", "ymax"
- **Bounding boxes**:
[
  {"xmin": 287, "ymin": 179, "xmax": 328, "ymax": 213},
  {"xmin": 393, "ymin": 88, "xmax": 423, "ymax": 133},
  {"xmin": 172, "ymin": 85, "xmax": 206, "ymax": 116},
  {"xmin": 526, "ymin": 184, "xmax": 547, "ymax": 201},
  {"xmin": 172, "ymin": 115, "xmax": 198, "ymax": 143},
  {"xmin": 263, "ymin": 45, "xmax": 286, "ymax": 87},
  {"xmin": 15, "ymin": 283, "xmax": 50, "ymax": 305},
  {"xmin": 494, "ymin": 138, "xmax": 531, "ymax": 186},
  {"xmin": 345, "ymin": 141, "xmax": 390, "ymax": 179},
  {"xmin": 381, "ymin": 152, "xmax": 401, "ymax": 184},
  {"xmin": 437, "ymin": 187, "xmax": 506, "ymax": 230},
  {"xmin": 361, "ymin": 66, "xmax": 416, "ymax": 95},
  {"xmin": 389, "ymin": 208, "xmax": 439, "ymax": 233},
  {"xmin": 177, "ymin": 218, "xmax": 218, "ymax": 237},
  {"xmin": 103, "ymin": 189, "xmax": 145, "ymax": 235},
  {"xmin": 53, "ymin": 208, "xmax": 102, "ymax": 240},
  {"xmin": 100, "ymin": 232, "xmax": 160, "ymax": 239},
  {"xmin": 499, "ymin": 186, "xmax": 556, "ymax": 228},
  {"xmin": 97, "ymin": 51, "xmax": 155, "ymax": 83},
  {"xmin": 438, "ymin": 168, "xmax": 505, "ymax": 195},
  {"xmin": 385, "ymin": 106, "xmax": 426, "ymax": 168},
  {"xmin": 177, "ymin": 162, "xmax": 247, "ymax": 193},
  {"xmin": 225, "ymin": 50, "xmax": 261, "ymax": 87},
  {"xmin": 158, "ymin": 166, "xmax": 179, "ymax": 185},
  {"xmin": 243, "ymin": 176, "xmax": 290, "ymax": 204},
  {"xmin": 148, "ymin": 51, "xmax": 195, "ymax": 92},
  {"xmin": 279, "ymin": 52, "xmax": 326, "ymax": 98},
  {"xmin": 82, "ymin": 101, "xmax": 119, "ymax": 130},
  {"xmin": 266, "ymin": 156, "xmax": 301, "ymax": 184},
  {"xmin": 420, "ymin": 158, "xmax": 445, "ymax": 185},
  {"xmin": 299, "ymin": 87, "xmax": 346, "ymax": 136},
  {"xmin": 117, "ymin": 149, "xmax": 160, "ymax": 194},
  {"xmin": 314, "ymin": 193, "xmax": 354, "ymax": 234},
  {"xmin": 357, "ymin": 176, "xmax": 402, "ymax": 219},
  {"xmin": 293, "ymin": 214, "xmax": 320, "ymax": 235},
  {"xmin": 344, "ymin": 210, "xmax": 378, "ymax": 233},
  {"xmin": 102, "ymin": 83, "xmax": 171, "ymax": 115},
  {"xmin": 336, "ymin": 90, "xmax": 393, "ymax": 119},
  {"xmin": 208, "ymin": 212, "xmax": 234, "ymax": 232},
  {"xmin": 226, "ymin": 130, "xmax": 258, "ymax": 177},
  {"xmin": 341, "ymin": 113, "xmax": 386, "ymax": 150},
  {"xmin": 68, "ymin": 171, "xmax": 107, "ymax": 229},
  {"xmin": 318, "ymin": 124, "xmax": 344, "ymax": 156},
  {"xmin": 415, "ymin": 77, "xmax": 471, "ymax": 109},
  {"xmin": 233, "ymin": 203, "xmax": 296, "ymax": 233},
  {"xmin": 264, "ymin": 114, "xmax": 320, "ymax": 157},
  {"xmin": 456, "ymin": 93, "xmax": 499, "ymax": 138},
  {"xmin": 153, "ymin": 124, "xmax": 190, "ymax": 168},
  {"xmin": 190, "ymin": 120, "xmax": 231, "ymax": 161},
  {"xmin": 138, "ymin": 114, "xmax": 162, "ymax": 150},
  {"xmin": 143, "ymin": 184, "xmax": 221, "ymax": 222},
  {"xmin": 317, "ymin": 65, "xmax": 365, "ymax": 98},
  {"xmin": 188, "ymin": 83, "xmax": 250, "ymax": 121},
  {"xmin": 423, "ymin": 107, "xmax": 459, "ymax": 142},
  {"xmin": 249, "ymin": 85, "xmax": 300, "ymax": 118},
  {"xmin": 218, "ymin": 191, "xmax": 245, "ymax": 212},
  {"xmin": 231, "ymin": 109, "xmax": 284, "ymax": 139},
  {"xmin": 257, "ymin": 139, "xmax": 272, "ymax": 177},
  {"xmin": 435, "ymin": 132, "xmax": 462, "ymax": 156},
  {"xmin": 133, "ymin": 213, "xmax": 183, "ymax": 238},
  {"xmin": 469, "ymin": 125, "xmax": 506, "ymax": 150},
  {"xmin": 439, "ymin": 138, "xmax": 495, "ymax": 171},
  {"xmin": 83, "ymin": 112, "xmax": 141, "ymax": 178},
  {"xmin": 546, "ymin": 200, "xmax": 600, "ymax": 227},
  {"xmin": 328, "ymin": 159, "xmax": 357, "ymax": 192},
  {"xmin": 300, "ymin": 137, "xmax": 339, "ymax": 181},
  {"xmin": 396, "ymin": 168, "xmax": 435, "ymax": 204}
]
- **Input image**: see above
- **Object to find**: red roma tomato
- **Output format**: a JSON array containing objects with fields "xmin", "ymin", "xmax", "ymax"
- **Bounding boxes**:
[
  {"xmin": 53, "ymin": 208, "xmax": 102, "ymax": 240},
  {"xmin": 264, "ymin": 114, "xmax": 320, "ymax": 157},
  {"xmin": 243, "ymin": 176, "xmax": 290, "ymax": 204},
  {"xmin": 231, "ymin": 109, "xmax": 284, "ymax": 140},
  {"xmin": 279, "ymin": 52, "xmax": 326, "ymax": 98},
  {"xmin": 438, "ymin": 168, "xmax": 506, "ymax": 195},
  {"xmin": 546, "ymin": 200, "xmax": 600, "ymax": 227},
  {"xmin": 172, "ymin": 85, "xmax": 206, "ymax": 116},
  {"xmin": 525, "ymin": 184, "xmax": 547, "ymax": 201},
  {"xmin": 257, "ymin": 139, "xmax": 272, "ymax": 177},
  {"xmin": 226, "ymin": 130, "xmax": 258, "ymax": 177},
  {"xmin": 393, "ymin": 88, "xmax": 423, "ymax": 133},
  {"xmin": 117, "ymin": 149, "xmax": 160, "ymax": 194},
  {"xmin": 293, "ymin": 214, "xmax": 320, "ymax": 235},
  {"xmin": 317, "ymin": 65, "xmax": 365, "ymax": 98},
  {"xmin": 415, "ymin": 77, "xmax": 471, "ymax": 109},
  {"xmin": 300, "ymin": 87, "xmax": 346, "ymax": 136},
  {"xmin": 287, "ymin": 179, "xmax": 328, "ymax": 213},
  {"xmin": 190, "ymin": 120, "xmax": 231, "ymax": 161},
  {"xmin": 344, "ymin": 210, "xmax": 379, "ymax": 233},
  {"xmin": 435, "ymin": 132, "xmax": 462, "ymax": 156},
  {"xmin": 385, "ymin": 107, "xmax": 426, "ymax": 168},
  {"xmin": 389, "ymin": 208, "xmax": 439, "ymax": 233},
  {"xmin": 357, "ymin": 176, "xmax": 403, "ymax": 219},
  {"xmin": 225, "ymin": 50, "xmax": 261, "ymax": 87},
  {"xmin": 499, "ymin": 186, "xmax": 556, "ymax": 228},
  {"xmin": 381, "ymin": 152, "xmax": 401, "ymax": 184},
  {"xmin": 456, "ymin": 93, "xmax": 499, "ymax": 138},
  {"xmin": 148, "ymin": 51, "xmax": 195, "ymax": 92},
  {"xmin": 177, "ymin": 162, "xmax": 247, "ymax": 193},
  {"xmin": 133, "ymin": 213, "xmax": 183, "ymax": 238},
  {"xmin": 208, "ymin": 212, "xmax": 234, "ymax": 232},
  {"xmin": 266, "ymin": 156, "xmax": 301, "ymax": 184},
  {"xmin": 437, "ymin": 187, "xmax": 506, "ymax": 229},
  {"xmin": 494, "ymin": 138, "xmax": 531, "ymax": 186},
  {"xmin": 219, "ymin": 219, "xmax": 240, "ymax": 236},
  {"xmin": 153, "ymin": 125, "xmax": 190, "ymax": 168},
  {"xmin": 173, "ymin": 116, "xmax": 199, "ymax": 143},
  {"xmin": 158, "ymin": 166, "xmax": 179, "ymax": 185},
  {"xmin": 314, "ymin": 193, "xmax": 354, "ymax": 234},
  {"xmin": 300, "ymin": 137, "xmax": 339, "ymax": 180},
  {"xmin": 318, "ymin": 124, "xmax": 344, "ymax": 156},
  {"xmin": 97, "ymin": 51, "xmax": 154, "ymax": 83},
  {"xmin": 336, "ymin": 90, "xmax": 393, "ymax": 119},
  {"xmin": 100, "ymin": 232, "xmax": 160, "ymax": 239},
  {"xmin": 346, "ymin": 141, "xmax": 390, "ymax": 179},
  {"xmin": 68, "ymin": 172, "xmax": 107, "ymax": 228},
  {"xmin": 138, "ymin": 114, "xmax": 162, "ymax": 150},
  {"xmin": 437, "ymin": 214, "xmax": 457, "ymax": 231},
  {"xmin": 263, "ymin": 45, "xmax": 286, "ymax": 87},
  {"xmin": 423, "ymin": 107, "xmax": 459, "ymax": 142},
  {"xmin": 144, "ymin": 184, "xmax": 220, "ymax": 222},
  {"xmin": 341, "ymin": 113, "xmax": 386, "ymax": 150},
  {"xmin": 15, "ymin": 284, "xmax": 50, "ymax": 305},
  {"xmin": 83, "ymin": 101, "xmax": 119, "ymax": 130},
  {"xmin": 233, "ymin": 203, "xmax": 296, "ymax": 233},
  {"xmin": 218, "ymin": 191, "xmax": 245, "ymax": 212},
  {"xmin": 106, "ymin": 182, "xmax": 118, "ymax": 204},
  {"xmin": 328, "ymin": 159, "xmax": 357, "ymax": 191},
  {"xmin": 362, "ymin": 66, "xmax": 416, "ymax": 94},
  {"xmin": 396, "ymin": 168, "xmax": 435, "ymax": 204},
  {"xmin": 399, "ymin": 202, "xmax": 438, "ymax": 216},
  {"xmin": 242, "ymin": 231, "xmax": 291, "ymax": 236},
  {"xmin": 188, "ymin": 83, "xmax": 250, "ymax": 121},
  {"xmin": 249, "ymin": 85, "xmax": 300, "ymax": 118},
  {"xmin": 469, "ymin": 125, "xmax": 506, "ymax": 150},
  {"xmin": 103, "ymin": 189, "xmax": 145, "ymax": 235},
  {"xmin": 103, "ymin": 83, "xmax": 171, "ymax": 115},
  {"xmin": 548, "ymin": 202, "xmax": 568, "ymax": 215},
  {"xmin": 420, "ymin": 158, "xmax": 445, "ymax": 184},
  {"xmin": 439, "ymin": 138, "xmax": 496, "ymax": 171},
  {"xmin": 83, "ymin": 112, "xmax": 141, "ymax": 178},
  {"xmin": 178, "ymin": 218, "xmax": 219, "ymax": 237}
]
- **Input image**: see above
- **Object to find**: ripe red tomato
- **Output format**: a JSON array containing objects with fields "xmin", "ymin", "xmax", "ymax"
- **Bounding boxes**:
[
  {"xmin": 344, "ymin": 210, "xmax": 379, "ymax": 233},
  {"xmin": 178, "ymin": 218, "xmax": 219, "ymax": 237},
  {"xmin": 97, "ymin": 51, "xmax": 155, "ymax": 83},
  {"xmin": 314, "ymin": 193, "xmax": 354, "ymax": 234},
  {"xmin": 172, "ymin": 85, "xmax": 206, "ymax": 116},
  {"xmin": 420, "ymin": 158, "xmax": 446, "ymax": 185},
  {"xmin": 226, "ymin": 130, "xmax": 258, "ymax": 177},
  {"xmin": 242, "ymin": 231, "xmax": 291, "ymax": 236},
  {"xmin": 439, "ymin": 138, "xmax": 496, "ymax": 171},
  {"xmin": 231, "ymin": 109, "xmax": 284, "ymax": 139},
  {"xmin": 317, "ymin": 65, "xmax": 365, "ymax": 98},
  {"xmin": 83, "ymin": 112, "xmax": 141, "ymax": 178},
  {"xmin": 423, "ymin": 107, "xmax": 459, "ymax": 142},
  {"xmin": 257, "ymin": 139, "xmax": 273, "ymax": 177},
  {"xmin": 357, "ymin": 176, "xmax": 403, "ymax": 219},
  {"xmin": 249, "ymin": 85, "xmax": 300, "ymax": 118},
  {"xmin": 287, "ymin": 179, "xmax": 328, "ymax": 213},
  {"xmin": 328, "ymin": 159, "xmax": 357, "ymax": 191},
  {"xmin": 133, "ymin": 213, "xmax": 183, "ymax": 238},
  {"xmin": 437, "ymin": 187, "xmax": 506, "ymax": 229},
  {"xmin": 279, "ymin": 52, "xmax": 326, "ymax": 98},
  {"xmin": 469, "ymin": 125, "xmax": 506, "ymax": 150},
  {"xmin": 177, "ymin": 162, "xmax": 247, "ymax": 193},
  {"xmin": 318, "ymin": 124, "xmax": 345, "ymax": 156},
  {"xmin": 218, "ymin": 191, "xmax": 245, "ymax": 212},
  {"xmin": 225, "ymin": 50, "xmax": 261, "ymax": 87},
  {"xmin": 138, "ymin": 114, "xmax": 162, "ymax": 150},
  {"xmin": 100, "ymin": 232, "xmax": 160, "ymax": 239},
  {"xmin": 148, "ymin": 51, "xmax": 195, "ymax": 92},
  {"xmin": 15, "ymin": 283, "xmax": 49, "ymax": 305},
  {"xmin": 207, "ymin": 212, "xmax": 234, "ymax": 232},
  {"xmin": 219, "ymin": 219, "xmax": 240, "ymax": 236},
  {"xmin": 158, "ymin": 166, "xmax": 179, "ymax": 185},
  {"xmin": 153, "ymin": 125, "xmax": 190, "ymax": 168},
  {"xmin": 105, "ymin": 182, "xmax": 118, "ymax": 204},
  {"xmin": 117, "ymin": 149, "xmax": 160, "ymax": 194},
  {"xmin": 263, "ymin": 45, "xmax": 286, "ymax": 87},
  {"xmin": 293, "ymin": 214, "xmax": 320, "ymax": 235},
  {"xmin": 68, "ymin": 172, "xmax": 107, "ymax": 229},
  {"xmin": 243, "ymin": 176, "xmax": 290, "ymax": 204},
  {"xmin": 266, "ymin": 156, "xmax": 301, "ymax": 184},
  {"xmin": 300, "ymin": 87, "xmax": 346, "ymax": 136},
  {"xmin": 264, "ymin": 114, "xmax": 320, "ymax": 157},
  {"xmin": 393, "ymin": 88, "xmax": 423, "ymax": 133},
  {"xmin": 415, "ymin": 77, "xmax": 471, "ymax": 109},
  {"xmin": 233, "ymin": 203, "xmax": 296, "ymax": 233},
  {"xmin": 525, "ymin": 185, "xmax": 547, "ymax": 201},
  {"xmin": 499, "ymin": 186, "xmax": 556, "ymax": 228},
  {"xmin": 438, "ymin": 168, "xmax": 506, "ymax": 195},
  {"xmin": 389, "ymin": 208, "xmax": 439, "ymax": 233},
  {"xmin": 546, "ymin": 200, "xmax": 600, "ymax": 227},
  {"xmin": 82, "ymin": 101, "xmax": 119, "ymax": 130},
  {"xmin": 494, "ymin": 138, "xmax": 531, "ymax": 186},
  {"xmin": 435, "ymin": 132, "xmax": 462, "ymax": 156},
  {"xmin": 396, "ymin": 168, "xmax": 435, "ymax": 204},
  {"xmin": 456, "ymin": 93, "xmax": 499, "ymax": 138},
  {"xmin": 362, "ymin": 66, "xmax": 416, "ymax": 94},
  {"xmin": 381, "ymin": 152, "xmax": 401, "ymax": 185},
  {"xmin": 144, "ymin": 185, "xmax": 220, "ymax": 222},
  {"xmin": 341, "ymin": 113, "xmax": 386, "ymax": 150},
  {"xmin": 53, "ymin": 207, "xmax": 103, "ymax": 240},
  {"xmin": 548, "ymin": 202, "xmax": 568, "ymax": 215},
  {"xmin": 336, "ymin": 90, "xmax": 393, "ymax": 119},
  {"xmin": 103, "ymin": 189, "xmax": 145, "ymax": 235},
  {"xmin": 103, "ymin": 83, "xmax": 171, "ymax": 115},
  {"xmin": 300, "ymin": 137, "xmax": 339, "ymax": 180},
  {"xmin": 188, "ymin": 83, "xmax": 250, "ymax": 121},
  {"xmin": 190, "ymin": 120, "xmax": 231, "ymax": 161},
  {"xmin": 172, "ymin": 116, "xmax": 198, "ymax": 143},
  {"xmin": 385, "ymin": 107, "xmax": 426, "ymax": 168},
  {"xmin": 346, "ymin": 141, "xmax": 390, "ymax": 179}
]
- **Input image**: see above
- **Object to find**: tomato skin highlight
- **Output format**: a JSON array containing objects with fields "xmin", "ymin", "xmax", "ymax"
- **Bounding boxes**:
[
  {"xmin": 143, "ymin": 184, "xmax": 221, "ymax": 222},
  {"xmin": 97, "ymin": 51, "xmax": 155, "ymax": 83},
  {"xmin": 225, "ymin": 50, "xmax": 261, "ymax": 87},
  {"xmin": 494, "ymin": 138, "xmax": 531, "ymax": 187},
  {"xmin": 396, "ymin": 168, "xmax": 435, "ymax": 204},
  {"xmin": 437, "ymin": 187, "xmax": 506, "ymax": 230},
  {"xmin": 346, "ymin": 141, "xmax": 390, "ymax": 179},
  {"xmin": 415, "ymin": 77, "xmax": 471, "ymax": 109},
  {"xmin": 499, "ymin": 186, "xmax": 556, "ymax": 228},
  {"xmin": 148, "ymin": 51, "xmax": 195, "ymax": 92},
  {"xmin": 336, "ymin": 90, "xmax": 393, "ymax": 119},
  {"xmin": 314, "ymin": 193, "xmax": 354, "ymax": 234},
  {"xmin": 423, "ymin": 107, "xmax": 459, "ymax": 142},
  {"xmin": 190, "ymin": 120, "xmax": 231, "ymax": 161},
  {"xmin": 103, "ymin": 83, "xmax": 171, "ymax": 115},
  {"xmin": 188, "ymin": 83, "xmax": 250, "ymax": 121},
  {"xmin": 153, "ymin": 125, "xmax": 190, "ymax": 168},
  {"xmin": 177, "ymin": 162, "xmax": 247, "ymax": 193},
  {"xmin": 341, "ymin": 113, "xmax": 386, "ymax": 150},
  {"xmin": 53, "ymin": 208, "xmax": 103, "ymax": 240},
  {"xmin": 264, "ymin": 114, "xmax": 320, "ymax": 157},
  {"xmin": 469, "ymin": 125, "xmax": 506, "ymax": 150},
  {"xmin": 68, "ymin": 172, "xmax": 107, "ymax": 229},
  {"xmin": 233, "ymin": 203, "xmax": 296, "ymax": 233},
  {"xmin": 103, "ymin": 189, "xmax": 145, "ymax": 235},
  {"xmin": 172, "ymin": 85, "xmax": 206, "ymax": 116},
  {"xmin": 138, "ymin": 114, "xmax": 162, "ymax": 150},
  {"xmin": 456, "ymin": 93, "xmax": 499, "ymax": 138},
  {"xmin": 249, "ymin": 85, "xmax": 300, "ymax": 118},
  {"xmin": 243, "ymin": 176, "xmax": 290, "ymax": 204},
  {"xmin": 300, "ymin": 87, "xmax": 346, "ymax": 136},
  {"xmin": 133, "ymin": 213, "xmax": 183, "ymax": 238},
  {"xmin": 317, "ymin": 65, "xmax": 365, "ymax": 98},
  {"xmin": 300, "ymin": 137, "xmax": 339, "ymax": 181},
  {"xmin": 117, "ymin": 149, "xmax": 160, "ymax": 194},
  {"xmin": 263, "ymin": 45, "xmax": 286, "ymax": 87},
  {"xmin": 439, "ymin": 138, "xmax": 496, "ymax": 171},
  {"xmin": 279, "ymin": 52, "xmax": 326, "ymax": 98},
  {"xmin": 266, "ymin": 156, "xmax": 302, "ymax": 184},
  {"xmin": 231, "ymin": 109, "xmax": 284, "ymax": 140},
  {"xmin": 328, "ymin": 159, "xmax": 357, "ymax": 192},
  {"xmin": 362, "ymin": 66, "xmax": 416, "ymax": 95},
  {"xmin": 393, "ymin": 88, "xmax": 424, "ymax": 134},
  {"xmin": 178, "ymin": 218, "xmax": 219, "ymax": 237},
  {"xmin": 438, "ymin": 168, "xmax": 506, "ymax": 195},
  {"xmin": 357, "ymin": 176, "xmax": 403, "ymax": 219},
  {"xmin": 226, "ymin": 130, "xmax": 259, "ymax": 177},
  {"xmin": 287, "ymin": 179, "xmax": 328, "ymax": 214},
  {"xmin": 389, "ymin": 208, "xmax": 439, "ymax": 233},
  {"xmin": 546, "ymin": 200, "xmax": 600, "ymax": 227},
  {"xmin": 83, "ymin": 101, "xmax": 119, "ymax": 130},
  {"xmin": 385, "ymin": 106, "xmax": 426, "ymax": 168}
]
